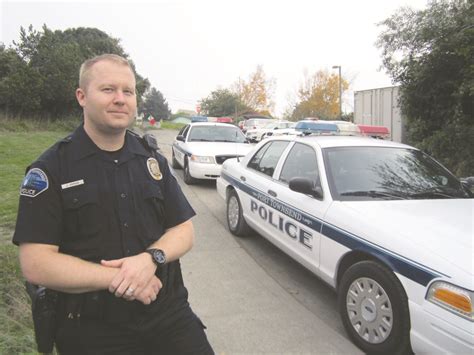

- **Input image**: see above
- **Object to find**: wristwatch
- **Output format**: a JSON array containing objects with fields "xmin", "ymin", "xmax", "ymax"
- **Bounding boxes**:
[{"xmin": 146, "ymin": 248, "xmax": 167, "ymax": 268}]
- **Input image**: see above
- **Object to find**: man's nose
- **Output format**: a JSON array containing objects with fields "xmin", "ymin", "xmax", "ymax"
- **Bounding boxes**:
[{"xmin": 113, "ymin": 90, "xmax": 126, "ymax": 104}]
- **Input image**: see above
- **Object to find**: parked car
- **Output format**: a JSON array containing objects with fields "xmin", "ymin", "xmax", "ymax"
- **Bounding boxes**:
[
  {"xmin": 216, "ymin": 134, "xmax": 473, "ymax": 354},
  {"xmin": 242, "ymin": 118, "xmax": 274, "ymax": 134},
  {"xmin": 171, "ymin": 122, "xmax": 253, "ymax": 184},
  {"xmin": 246, "ymin": 120, "xmax": 295, "ymax": 142}
]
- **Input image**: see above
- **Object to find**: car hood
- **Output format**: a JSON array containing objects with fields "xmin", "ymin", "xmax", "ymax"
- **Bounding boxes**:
[
  {"xmin": 185, "ymin": 142, "xmax": 253, "ymax": 157},
  {"xmin": 325, "ymin": 199, "xmax": 473, "ymax": 287}
]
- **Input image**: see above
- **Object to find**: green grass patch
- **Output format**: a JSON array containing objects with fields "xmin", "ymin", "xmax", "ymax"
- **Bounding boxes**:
[
  {"xmin": 0, "ymin": 244, "xmax": 37, "ymax": 354},
  {"xmin": 0, "ymin": 130, "xmax": 69, "ymax": 235},
  {"xmin": 158, "ymin": 121, "xmax": 186, "ymax": 130}
]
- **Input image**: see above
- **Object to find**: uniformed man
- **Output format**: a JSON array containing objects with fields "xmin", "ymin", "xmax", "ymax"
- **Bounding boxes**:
[{"xmin": 13, "ymin": 54, "xmax": 214, "ymax": 354}]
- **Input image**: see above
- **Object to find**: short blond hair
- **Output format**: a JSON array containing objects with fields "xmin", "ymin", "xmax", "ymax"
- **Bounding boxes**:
[{"xmin": 79, "ymin": 54, "xmax": 134, "ymax": 90}]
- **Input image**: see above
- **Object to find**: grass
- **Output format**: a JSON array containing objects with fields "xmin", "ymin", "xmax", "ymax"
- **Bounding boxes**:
[{"xmin": 0, "ymin": 244, "xmax": 37, "ymax": 354}]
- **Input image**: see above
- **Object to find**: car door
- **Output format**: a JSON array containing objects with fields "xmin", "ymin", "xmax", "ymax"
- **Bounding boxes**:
[
  {"xmin": 240, "ymin": 140, "xmax": 293, "ymax": 253},
  {"xmin": 273, "ymin": 142, "xmax": 331, "ymax": 273}
]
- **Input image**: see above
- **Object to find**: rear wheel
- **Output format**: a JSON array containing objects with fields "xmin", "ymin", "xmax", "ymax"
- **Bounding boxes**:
[
  {"xmin": 338, "ymin": 260, "xmax": 411, "ymax": 354},
  {"xmin": 183, "ymin": 158, "xmax": 197, "ymax": 185},
  {"xmin": 226, "ymin": 189, "xmax": 251, "ymax": 237}
]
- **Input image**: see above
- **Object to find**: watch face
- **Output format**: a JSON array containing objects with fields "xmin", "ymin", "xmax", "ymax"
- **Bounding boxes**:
[{"xmin": 153, "ymin": 249, "xmax": 166, "ymax": 264}]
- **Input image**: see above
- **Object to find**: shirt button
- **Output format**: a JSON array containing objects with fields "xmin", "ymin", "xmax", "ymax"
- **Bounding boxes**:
[
  {"xmin": 72, "ymin": 198, "xmax": 78, "ymax": 204},
  {"xmin": 121, "ymin": 193, "xmax": 126, "ymax": 198},
  {"xmin": 126, "ymin": 249, "xmax": 131, "ymax": 255},
  {"xmin": 123, "ymin": 222, "xmax": 129, "ymax": 228}
]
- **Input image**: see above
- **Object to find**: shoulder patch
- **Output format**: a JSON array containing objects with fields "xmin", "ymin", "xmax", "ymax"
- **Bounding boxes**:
[{"xmin": 20, "ymin": 168, "xmax": 49, "ymax": 197}]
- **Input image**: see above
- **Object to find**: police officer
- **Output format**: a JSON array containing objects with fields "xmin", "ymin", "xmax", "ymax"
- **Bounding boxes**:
[{"xmin": 13, "ymin": 54, "xmax": 214, "ymax": 354}]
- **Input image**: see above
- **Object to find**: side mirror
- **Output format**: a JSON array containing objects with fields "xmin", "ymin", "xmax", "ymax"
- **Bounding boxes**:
[
  {"xmin": 289, "ymin": 177, "xmax": 323, "ymax": 199},
  {"xmin": 274, "ymin": 127, "xmax": 279, "ymax": 130},
  {"xmin": 176, "ymin": 135, "xmax": 185, "ymax": 142}
]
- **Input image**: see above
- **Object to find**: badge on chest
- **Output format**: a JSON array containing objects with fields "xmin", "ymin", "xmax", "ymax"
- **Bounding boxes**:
[{"xmin": 147, "ymin": 158, "xmax": 162, "ymax": 180}]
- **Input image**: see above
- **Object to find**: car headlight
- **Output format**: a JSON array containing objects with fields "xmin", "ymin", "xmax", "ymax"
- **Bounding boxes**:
[
  {"xmin": 426, "ymin": 281, "xmax": 473, "ymax": 321},
  {"xmin": 190, "ymin": 155, "xmax": 215, "ymax": 164}
]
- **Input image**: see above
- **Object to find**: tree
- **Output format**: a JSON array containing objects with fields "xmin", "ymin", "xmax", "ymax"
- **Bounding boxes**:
[
  {"xmin": 139, "ymin": 87, "xmax": 171, "ymax": 120},
  {"xmin": 1, "ymin": 25, "xmax": 150, "ymax": 119},
  {"xmin": 233, "ymin": 65, "xmax": 275, "ymax": 114},
  {"xmin": 377, "ymin": 0, "xmax": 473, "ymax": 176},
  {"xmin": 290, "ymin": 69, "xmax": 348, "ymax": 120},
  {"xmin": 200, "ymin": 88, "xmax": 250, "ymax": 117}
]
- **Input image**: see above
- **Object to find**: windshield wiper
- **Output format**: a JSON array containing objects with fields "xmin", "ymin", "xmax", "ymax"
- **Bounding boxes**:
[
  {"xmin": 340, "ymin": 190, "xmax": 406, "ymax": 200},
  {"xmin": 214, "ymin": 139, "xmax": 236, "ymax": 142},
  {"xmin": 408, "ymin": 188, "xmax": 457, "ymax": 199},
  {"xmin": 189, "ymin": 139, "xmax": 212, "ymax": 142}
]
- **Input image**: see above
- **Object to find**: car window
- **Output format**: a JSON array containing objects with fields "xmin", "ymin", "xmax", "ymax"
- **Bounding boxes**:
[
  {"xmin": 247, "ymin": 141, "xmax": 289, "ymax": 177},
  {"xmin": 178, "ymin": 124, "xmax": 189, "ymax": 137},
  {"xmin": 182, "ymin": 125, "xmax": 190, "ymax": 138},
  {"xmin": 324, "ymin": 147, "xmax": 469, "ymax": 200},
  {"xmin": 188, "ymin": 126, "xmax": 247, "ymax": 143},
  {"xmin": 279, "ymin": 143, "xmax": 320, "ymax": 186}
]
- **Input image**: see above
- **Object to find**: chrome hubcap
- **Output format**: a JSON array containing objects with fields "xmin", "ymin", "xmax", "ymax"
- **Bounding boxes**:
[
  {"xmin": 228, "ymin": 196, "xmax": 239, "ymax": 230},
  {"xmin": 346, "ymin": 277, "xmax": 393, "ymax": 344}
]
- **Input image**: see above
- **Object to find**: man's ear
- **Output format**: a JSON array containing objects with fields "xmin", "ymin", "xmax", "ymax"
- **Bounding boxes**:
[{"xmin": 76, "ymin": 88, "xmax": 86, "ymax": 107}]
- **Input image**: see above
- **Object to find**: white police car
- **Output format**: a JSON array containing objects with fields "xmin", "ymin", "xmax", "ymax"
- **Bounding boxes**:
[
  {"xmin": 172, "ymin": 122, "xmax": 253, "ymax": 184},
  {"xmin": 216, "ymin": 134, "xmax": 473, "ymax": 354}
]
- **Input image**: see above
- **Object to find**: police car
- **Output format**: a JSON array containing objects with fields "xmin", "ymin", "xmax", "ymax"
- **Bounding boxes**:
[
  {"xmin": 172, "ymin": 122, "xmax": 253, "ymax": 184},
  {"xmin": 216, "ymin": 134, "xmax": 473, "ymax": 354}
]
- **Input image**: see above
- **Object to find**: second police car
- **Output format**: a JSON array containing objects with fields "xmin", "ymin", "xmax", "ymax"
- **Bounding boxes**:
[
  {"xmin": 172, "ymin": 122, "xmax": 253, "ymax": 184},
  {"xmin": 216, "ymin": 134, "xmax": 473, "ymax": 354}
]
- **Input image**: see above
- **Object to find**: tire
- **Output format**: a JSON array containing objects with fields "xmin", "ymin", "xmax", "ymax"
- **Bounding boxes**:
[
  {"xmin": 183, "ymin": 158, "xmax": 197, "ymax": 185},
  {"xmin": 338, "ymin": 260, "xmax": 411, "ymax": 355},
  {"xmin": 171, "ymin": 149, "xmax": 181, "ymax": 169},
  {"xmin": 226, "ymin": 189, "xmax": 251, "ymax": 237}
]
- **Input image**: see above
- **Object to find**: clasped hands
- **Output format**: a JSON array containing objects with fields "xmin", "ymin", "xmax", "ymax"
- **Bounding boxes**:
[{"xmin": 101, "ymin": 253, "xmax": 161, "ymax": 305}]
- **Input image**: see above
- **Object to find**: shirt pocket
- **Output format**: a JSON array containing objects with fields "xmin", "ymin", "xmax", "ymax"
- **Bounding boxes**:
[
  {"xmin": 140, "ymin": 182, "xmax": 166, "ymax": 242},
  {"xmin": 62, "ymin": 186, "xmax": 102, "ymax": 239}
]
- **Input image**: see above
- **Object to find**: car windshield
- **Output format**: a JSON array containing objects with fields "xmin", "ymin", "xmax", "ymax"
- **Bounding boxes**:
[
  {"xmin": 188, "ymin": 126, "xmax": 247, "ymax": 143},
  {"xmin": 323, "ymin": 147, "xmax": 470, "ymax": 200}
]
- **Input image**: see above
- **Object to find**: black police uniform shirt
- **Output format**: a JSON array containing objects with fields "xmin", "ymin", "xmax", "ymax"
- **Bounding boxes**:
[{"xmin": 13, "ymin": 124, "xmax": 196, "ymax": 322}]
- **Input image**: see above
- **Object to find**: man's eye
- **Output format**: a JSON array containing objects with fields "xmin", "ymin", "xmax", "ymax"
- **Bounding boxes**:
[
  {"xmin": 103, "ymin": 88, "xmax": 113, "ymax": 92},
  {"xmin": 124, "ymin": 90, "xmax": 135, "ymax": 95}
]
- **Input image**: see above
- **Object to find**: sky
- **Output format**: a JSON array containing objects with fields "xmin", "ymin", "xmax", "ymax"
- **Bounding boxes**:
[{"xmin": 1, "ymin": 0, "xmax": 429, "ymax": 116}]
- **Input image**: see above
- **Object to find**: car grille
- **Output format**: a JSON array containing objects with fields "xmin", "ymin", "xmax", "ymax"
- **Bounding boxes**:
[{"xmin": 215, "ymin": 155, "xmax": 242, "ymax": 165}]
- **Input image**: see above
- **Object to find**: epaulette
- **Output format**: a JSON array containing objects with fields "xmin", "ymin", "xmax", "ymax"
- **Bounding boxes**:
[{"xmin": 59, "ymin": 135, "xmax": 73, "ymax": 144}]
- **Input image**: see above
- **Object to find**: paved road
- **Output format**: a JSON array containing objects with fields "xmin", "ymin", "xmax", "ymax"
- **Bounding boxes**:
[{"xmin": 150, "ymin": 128, "xmax": 361, "ymax": 354}]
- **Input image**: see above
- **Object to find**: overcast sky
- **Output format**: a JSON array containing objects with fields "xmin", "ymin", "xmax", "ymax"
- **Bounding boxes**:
[{"xmin": 1, "ymin": 0, "xmax": 428, "ymax": 115}]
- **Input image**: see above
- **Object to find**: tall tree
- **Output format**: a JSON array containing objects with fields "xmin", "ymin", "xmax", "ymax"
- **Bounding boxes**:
[
  {"xmin": 377, "ymin": 0, "xmax": 473, "ymax": 176},
  {"xmin": 139, "ymin": 87, "xmax": 171, "ymax": 120},
  {"xmin": 291, "ymin": 69, "xmax": 348, "ymax": 120},
  {"xmin": 200, "ymin": 88, "xmax": 249, "ymax": 117},
  {"xmin": 1, "ymin": 25, "xmax": 150, "ymax": 119},
  {"xmin": 233, "ymin": 65, "xmax": 275, "ymax": 115}
]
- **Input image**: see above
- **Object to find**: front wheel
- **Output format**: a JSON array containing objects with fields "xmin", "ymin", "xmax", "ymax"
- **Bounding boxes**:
[
  {"xmin": 183, "ymin": 158, "xmax": 197, "ymax": 185},
  {"xmin": 338, "ymin": 260, "xmax": 411, "ymax": 354},
  {"xmin": 226, "ymin": 189, "xmax": 251, "ymax": 237},
  {"xmin": 171, "ymin": 149, "xmax": 181, "ymax": 169}
]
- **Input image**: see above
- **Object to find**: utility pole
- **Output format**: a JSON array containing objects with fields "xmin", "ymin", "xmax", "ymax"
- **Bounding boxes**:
[{"xmin": 332, "ymin": 65, "xmax": 342, "ymax": 119}]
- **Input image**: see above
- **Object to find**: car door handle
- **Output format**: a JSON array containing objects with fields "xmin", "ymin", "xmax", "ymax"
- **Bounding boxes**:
[
  {"xmin": 240, "ymin": 176, "xmax": 246, "ymax": 182},
  {"xmin": 268, "ymin": 189, "xmax": 277, "ymax": 197}
]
